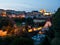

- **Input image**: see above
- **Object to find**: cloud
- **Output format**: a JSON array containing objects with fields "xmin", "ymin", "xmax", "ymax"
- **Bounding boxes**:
[{"xmin": 0, "ymin": 3, "xmax": 34, "ymax": 11}]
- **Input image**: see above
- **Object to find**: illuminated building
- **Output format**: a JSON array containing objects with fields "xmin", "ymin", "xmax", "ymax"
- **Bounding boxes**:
[
  {"xmin": 40, "ymin": 9, "xmax": 46, "ymax": 14},
  {"xmin": 1, "ymin": 10, "xmax": 7, "ymax": 17},
  {"xmin": 0, "ymin": 30, "xmax": 7, "ymax": 37},
  {"xmin": 40, "ymin": 9, "xmax": 52, "ymax": 16},
  {"xmin": 43, "ymin": 12, "xmax": 52, "ymax": 16}
]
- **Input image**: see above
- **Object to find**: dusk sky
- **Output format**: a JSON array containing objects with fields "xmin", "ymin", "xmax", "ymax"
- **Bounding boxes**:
[{"xmin": 0, "ymin": 0, "xmax": 60, "ymax": 12}]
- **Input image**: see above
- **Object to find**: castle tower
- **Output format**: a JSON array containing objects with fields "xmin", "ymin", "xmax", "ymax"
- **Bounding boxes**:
[{"xmin": 40, "ymin": 9, "xmax": 46, "ymax": 14}]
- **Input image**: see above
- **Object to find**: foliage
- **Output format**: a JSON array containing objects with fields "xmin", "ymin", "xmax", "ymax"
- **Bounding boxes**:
[
  {"xmin": 51, "ymin": 8, "xmax": 60, "ymax": 45},
  {"xmin": 39, "ymin": 36, "xmax": 51, "ymax": 45},
  {"xmin": 26, "ymin": 17, "xmax": 34, "ymax": 26},
  {"xmin": 0, "ymin": 36, "xmax": 15, "ymax": 45},
  {"xmin": 52, "ymin": 8, "xmax": 60, "ymax": 31},
  {"xmin": 0, "ymin": 17, "xmax": 14, "ymax": 29},
  {"xmin": 10, "ymin": 37, "xmax": 34, "ymax": 45}
]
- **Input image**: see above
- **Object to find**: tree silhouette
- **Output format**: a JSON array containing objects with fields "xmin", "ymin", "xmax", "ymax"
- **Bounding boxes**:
[{"xmin": 51, "ymin": 8, "xmax": 60, "ymax": 45}]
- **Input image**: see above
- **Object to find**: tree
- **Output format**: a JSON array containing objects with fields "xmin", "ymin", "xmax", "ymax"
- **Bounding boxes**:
[
  {"xmin": 0, "ymin": 17, "xmax": 15, "ymax": 35},
  {"xmin": 26, "ymin": 17, "xmax": 34, "ymax": 26},
  {"xmin": 0, "ymin": 17, "xmax": 14, "ymax": 27},
  {"xmin": 51, "ymin": 8, "xmax": 60, "ymax": 45},
  {"xmin": 10, "ymin": 37, "xmax": 34, "ymax": 45}
]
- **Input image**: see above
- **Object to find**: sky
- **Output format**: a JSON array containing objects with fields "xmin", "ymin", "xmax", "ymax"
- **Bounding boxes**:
[{"xmin": 0, "ymin": 0, "xmax": 60, "ymax": 12}]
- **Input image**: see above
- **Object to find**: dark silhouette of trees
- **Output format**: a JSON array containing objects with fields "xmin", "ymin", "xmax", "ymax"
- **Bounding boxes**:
[
  {"xmin": 0, "ymin": 17, "xmax": 14, "ymax": 28},
  {"xmin": 51, "ymin": 8, "xmax": 60, "ymax": 45},
  {"xmin": 0, "ymin": 17, "xmax": 15, "ymax": 35},
  {"xmin": 10, "ymin": 37, "xmax": 34, "ymax": 45},
  {"xmin": 26, "ymin": 17, "xmax": 34, "ymax": 26}
]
